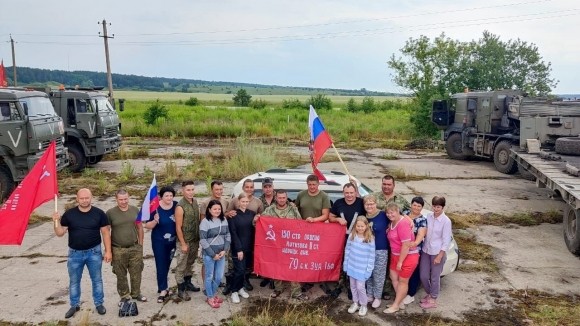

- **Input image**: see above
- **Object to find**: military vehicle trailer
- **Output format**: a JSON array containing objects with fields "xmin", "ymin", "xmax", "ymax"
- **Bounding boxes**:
[
  {"xmin": 432, "ymin": 90, "xmax": 580, "ymax": 174},
  {"xmin": 0, "ymin": 87, "xmax": 69, "ymax": 200},
  {"xmin": 38, "ymin": 87, "xmax": 122, "ymax": 172}
]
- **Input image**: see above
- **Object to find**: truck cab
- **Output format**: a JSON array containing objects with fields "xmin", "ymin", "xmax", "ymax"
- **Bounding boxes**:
[
  {"xmin": 47, "ymin": 87, "xmax": 121, "ymax": 172},
  {"xmin": 0, "ymin": 88, "xmax": 69, "ymax": 199}
]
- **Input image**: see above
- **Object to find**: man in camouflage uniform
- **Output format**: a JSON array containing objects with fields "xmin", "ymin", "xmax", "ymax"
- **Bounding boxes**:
[
  {"xmin": 262, "ymin": 190, "xmax": 308, "ymax": 301},
  {"xmin": 373, "ymin": 175, "xmax": 410, "ymax": 213},
  {"xmin": 106, "ymin": 189, "xmax": 146, "ymax": 305},
  {"xmin": 372, "ymin": 174, "xmax": 410, "ymax": 300},
  {"xmin": 174, "ymin": 180, "xmax": 201, "ymax": 301},
  {"xmin": 259, "ymin": 177, "xmax": 275, "ymax": 208}
]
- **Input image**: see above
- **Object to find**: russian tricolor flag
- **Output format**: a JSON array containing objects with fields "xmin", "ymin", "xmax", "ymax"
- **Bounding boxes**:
[
  {"xmin": 136, "ymin": 174, "xmax": 159, "ymax": 222},
  {"xmin": 308, "ymin": 105, "xmax": 333, "ymax": 180}
]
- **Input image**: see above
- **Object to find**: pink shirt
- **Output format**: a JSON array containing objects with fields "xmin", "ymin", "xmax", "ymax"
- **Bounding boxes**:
[{"xmin": 387, "ymin": 217, "xmax": 418, "ymax": 255}]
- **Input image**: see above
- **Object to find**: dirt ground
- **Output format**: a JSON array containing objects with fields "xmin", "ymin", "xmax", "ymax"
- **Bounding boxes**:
[{"xmin": 0, "ymin": 144, "xmax": 578, "ymax": 325}]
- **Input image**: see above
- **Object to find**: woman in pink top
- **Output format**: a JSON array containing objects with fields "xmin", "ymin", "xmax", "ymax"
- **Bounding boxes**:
[{"xmin": 383, "ymin": 203, "xmax": 419, "ymax": 314}]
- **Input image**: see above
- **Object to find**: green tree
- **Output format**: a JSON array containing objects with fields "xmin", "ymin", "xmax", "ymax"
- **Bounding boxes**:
[
  {"xmin": 345, "ymin": 98, "xmax": 358, "ymax": 112},
  {"xmin": 143, "ymin": 100, "xmax": 168, "ymax": 125},
  {"xmin": 388, "ymin": 31, "xmax": 557, "ymax": 136},
  {"xmin": 233, "ymin": 88, "xmax": 252, "ymax": 106}
]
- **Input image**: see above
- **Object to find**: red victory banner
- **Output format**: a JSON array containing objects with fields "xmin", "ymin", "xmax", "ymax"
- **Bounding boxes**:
[{"xmin": 254, "ymin": 216, "xmax": 346, "ymax": 282}]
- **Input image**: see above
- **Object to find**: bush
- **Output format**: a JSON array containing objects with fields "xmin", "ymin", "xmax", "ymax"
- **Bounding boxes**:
[
  {"xmin": 282, "ymin": 98, "xmax": 305, "ymax": 110},
  {"xmin": 143, "ymin": 100, "xmax": 168, "ymax": 125},
  {"xmin": 345, "ymin": 98, "xmax": 358, "ymax": 112},
  {"xmin": 233, "ymin": 89, "xmax": 252, "ymax": 106},
  {"xmin": 250, "ymin": 98, "xmax": 268, "ymax": 110},
  {"xmin": 361, "ymin": 96, "xmax": 376, "ymax": 113},
  {"xmin": 184, "ymin": 97, "xmax": 199, "ymax": 106},
  {"xmin": 306, "ymin": 94, "xmax": 332, "ymax": 110}
]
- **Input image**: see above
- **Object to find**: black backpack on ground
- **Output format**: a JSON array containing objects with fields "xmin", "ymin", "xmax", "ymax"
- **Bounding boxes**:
[{"xmin": 118, "ymin": 300, "xmax": 138, "ymax": 317}]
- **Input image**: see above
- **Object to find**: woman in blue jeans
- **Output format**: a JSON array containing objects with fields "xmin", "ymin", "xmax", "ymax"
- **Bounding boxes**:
[
  {"xmin": 144, "ymin": 186, "xmax": 177, "ymax": 303},
  {"xmin": 200, "ymin": 200, "xmax": 231, "ymax": 308}
]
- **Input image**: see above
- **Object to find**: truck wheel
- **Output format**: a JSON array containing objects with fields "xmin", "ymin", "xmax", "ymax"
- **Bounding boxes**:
[
  {"xmin": 67, "ymin": 144, "xmax": 86, "ymax": 173},
  {"xmin": 555, "ymin": 137, "xmax": 580, "ymax": 156},
  {"xmin": 518, "ymin": 165, "xmax": 536, "ymax": 181},
  {"xmin": 493, "ymin": 140, "xmax": 518, "ymax": 174},
  {"xmin": 87, "ymin": 155, "xmax": 103, "ymax": 165},
  {"xmin": 0, "ymin": 165, "xmax": 15, "ymax": 201},
  {"xmin": 563, "ymin": 205, "xmax": 580, "ymax": 256},
  {"xmin": 445, "ymin": 133, "xmax": 468, "ymax": 160}
]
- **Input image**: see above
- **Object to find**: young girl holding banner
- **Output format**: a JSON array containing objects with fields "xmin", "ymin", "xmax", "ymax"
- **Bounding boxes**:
[{"xmin": 343, "ymin": 216, "xmax": 375, "ymax": 317}]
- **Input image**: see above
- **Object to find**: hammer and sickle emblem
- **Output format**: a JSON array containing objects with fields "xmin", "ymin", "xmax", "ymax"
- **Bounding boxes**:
[{"xmin": 39, "ymin": 165, "xmax": 51, "ymax": 181}]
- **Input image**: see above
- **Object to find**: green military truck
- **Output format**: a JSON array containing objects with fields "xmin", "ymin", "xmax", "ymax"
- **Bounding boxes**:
[
  {"xmin": 0, "ymin": 87, "xmax": 69, "ymax": 200},
  {"xmin": 39, "ymin": 87, "xmax": 122, "ymax": 172}
]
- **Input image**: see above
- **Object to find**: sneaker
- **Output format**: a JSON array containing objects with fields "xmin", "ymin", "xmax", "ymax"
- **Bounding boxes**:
[
  {"xmin": 358, "ymin": 305, "xmax": 368, "ymax": 316},
  {"xmin": 64, "ymin": 306, "xmax": 79, "ymax": 319},
  {"xmin": 214, "ymin": 295, "xmax": 224, "ymax": 304},
  {"xmin": 238, "ymin": 288, "xmax": 249, "ymax": 299},
  {"xmin": 118, "ymin": 298, "xmax": 130, "ymax": 307},
  {"xmin": 231, "ymin": 292, "xmax": 240, "ymax": 304},
  {"xmin": 371, "ymin": 298, "xmax": 381, "ymax": 309},
  {"xmin": 347, "ymin": 303, "xmax": 359, "ymax": 314},
  {"xmin": 367, "ymin": 296, "xmax": 374, "ymax": 303},
  {"xmin": 291, "ymin": 293, "xmax": 309, "ymax": 301},
  {"xmin": 207, "ymin": 297, "xmax": 220, "ymax": 308},
  {"xmin": 96, "ymin": 305, "xmax": 106, "ymax": 315},
  {"xmin": 403, "ymin": 295, "xmax": 415, "ymax": 305}
]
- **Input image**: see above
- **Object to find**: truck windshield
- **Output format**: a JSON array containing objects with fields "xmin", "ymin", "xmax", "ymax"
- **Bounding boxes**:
[
  {"xmin": 92, "ymin": 97, "xmax": 115, "ymax": 112},
  {"xmin": 20, "ymin": 96, "xmax": 58, "ymax": 117}
]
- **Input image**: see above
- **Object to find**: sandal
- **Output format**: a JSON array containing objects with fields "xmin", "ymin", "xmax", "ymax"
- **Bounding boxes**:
[
  {"xmin": 132, "ymin": 294, "xmax": 148, "ymax": 302},
  {"xmin": 157, "ymin": 290, "xmax": 168, "ymax": 303},
  {"xmin": 207, "ymin": 297, "xmax": 221, "ymax": 308},
  {"xmin": 383, "ymin": 306, "xmax": 400, "ymax": 314},
  {"xmin": 214, "ymin": 296, "xmax": 224, "ymax": 304},
  {"xmin": 270, "ymin": 290, "xmax": 282, "ymax": 298}
]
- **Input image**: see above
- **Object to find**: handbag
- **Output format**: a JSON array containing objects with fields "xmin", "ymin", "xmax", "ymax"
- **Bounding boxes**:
[{"xmin": 118, "ymin": 300, "xmax": 138, "ymax": 317}]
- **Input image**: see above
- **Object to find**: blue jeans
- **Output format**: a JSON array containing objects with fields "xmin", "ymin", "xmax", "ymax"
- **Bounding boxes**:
[
  {"xmin": 203, "ymin": 254, "xmax": 225, "ymax": 298},
  {"xmin": 67, "ymin": 245, "xmax": 104, "ymax": 307}
]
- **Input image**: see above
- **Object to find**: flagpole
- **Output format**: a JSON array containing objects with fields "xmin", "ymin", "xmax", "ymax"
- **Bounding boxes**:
[
  {"xmin": 54, "ymin": 194, "xmax": 58, "ymax": 212},
  {"xmin": 331, "ymin": 143, "xmax": 351, "ymax": 177}
]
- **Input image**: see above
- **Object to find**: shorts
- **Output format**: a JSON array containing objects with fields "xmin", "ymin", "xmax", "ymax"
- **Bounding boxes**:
[{"xmin": 389, "ymin": 253, "xmax": 419, "ymax": 279}]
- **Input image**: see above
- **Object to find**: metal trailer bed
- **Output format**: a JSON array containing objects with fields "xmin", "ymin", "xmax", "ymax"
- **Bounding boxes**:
[{"xmin": 511, "ymin": 147, "xmax": 580, "ymax": 255}]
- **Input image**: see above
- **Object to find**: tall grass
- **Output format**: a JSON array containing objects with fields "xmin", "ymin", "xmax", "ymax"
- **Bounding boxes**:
[{"xmin": 119, "ymin": 101, "xmax": 414, "ymax": 144}]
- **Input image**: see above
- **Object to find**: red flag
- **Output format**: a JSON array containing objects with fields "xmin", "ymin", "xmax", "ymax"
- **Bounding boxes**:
[
  {"xmin": 0, "ymin": 60, "xmax": 7, "ymax": 87},
  {"xmin": 0, "ymin": 141, "xmax": 58, "ymax": 245},
  {"xmin": 254, "ymin": 216, "xmax": 346, "ymax": 282}
]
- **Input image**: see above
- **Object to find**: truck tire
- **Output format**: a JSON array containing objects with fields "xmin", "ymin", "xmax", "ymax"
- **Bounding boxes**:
[
  {"xmin": 0, "ymin": 165, "xmax": 15, "ymax": 201},
  {"xmin": 555, "ymin": 137, "xmax": 580, "ymax": 156},
  {"xmin": 445, "ymin": 133, "xmax": 468, "ymax": 160},
  {"xmin": 87, "ymin": 155, "xmax": 103, "ymax": 165},
  {"xmin": 493, "ymin": 140, "xmax": 518, "ymax": 174},
  {"xmin": 518, "ymin": 165, "xmax": 536, "ymax": 181},
  {"xmin": 563, "ymin": 205, "xmax": 580, "ymax": 256},
  {"xmin": 67, "ymin": 144, "xmax": 86, "ymax": 173}
]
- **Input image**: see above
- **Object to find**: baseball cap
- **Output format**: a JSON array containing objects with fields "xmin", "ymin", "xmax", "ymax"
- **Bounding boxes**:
[{"xmin": 263, "ymin": 177, "xmax": 274, "ymax": 186}]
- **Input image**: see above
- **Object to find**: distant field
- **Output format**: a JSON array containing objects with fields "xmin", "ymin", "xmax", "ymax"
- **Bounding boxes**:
[{"xmin": 115, "ymin": 90, "xmax": 404, "ymax": 105}]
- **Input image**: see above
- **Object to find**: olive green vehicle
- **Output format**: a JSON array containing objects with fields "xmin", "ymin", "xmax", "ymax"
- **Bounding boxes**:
[
  {"xmin": 0, "ymin": 88, "xmax": 69, "ymax": 200},
  {"xmin": 39, "ymin": 87, "xmax": 122, "ymax": 172}
]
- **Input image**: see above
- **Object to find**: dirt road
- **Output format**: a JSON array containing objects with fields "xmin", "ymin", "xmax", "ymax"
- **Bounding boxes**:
[{"xmin": 0, "ymin": 145, "xmax": 578, "ymax": 325}]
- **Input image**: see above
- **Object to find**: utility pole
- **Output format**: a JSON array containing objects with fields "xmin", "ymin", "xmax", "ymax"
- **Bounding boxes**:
[
  {"xmin": 98, "ymin": 19, "xmax": 114, "ymax": 107},
  {"xmin": 10, "ymin": 35, "xmax": 16, "ymax": 86}
]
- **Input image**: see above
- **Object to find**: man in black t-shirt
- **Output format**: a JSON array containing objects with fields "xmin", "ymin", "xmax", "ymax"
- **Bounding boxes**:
[
  {"xmin": 328, "ymin": 182, "xmax": 366, "ymax": 298},
  {"xmin": 52, "ymin": 188, "xmax": 111, "ymax": 319}
]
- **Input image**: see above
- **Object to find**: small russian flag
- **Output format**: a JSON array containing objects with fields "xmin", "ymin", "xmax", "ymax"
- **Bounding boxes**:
[
  {"xmin": 136, "ymin": 174, "xmax": 159, "ymax": 222},
  {"xmin": 308, "ymin": 105, "xmax": 333, "ymax": 180}
]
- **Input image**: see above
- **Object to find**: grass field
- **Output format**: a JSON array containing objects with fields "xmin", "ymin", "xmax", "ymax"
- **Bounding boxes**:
[{"xmin": 115, "ymin": 90, "xmax": 404, "ymax": 105}]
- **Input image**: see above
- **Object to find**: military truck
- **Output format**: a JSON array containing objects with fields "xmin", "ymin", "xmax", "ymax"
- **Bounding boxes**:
[
  {"xmin": 39, "ymin": 87, "xmax": 122, "ymax": 172},
  {"xmin": 0, "ymin": 87, "xmax": 69, "ymax": 200},
  {"xmin": 431, "ymin": 90, "xmax": 580, "ymax": 174}
]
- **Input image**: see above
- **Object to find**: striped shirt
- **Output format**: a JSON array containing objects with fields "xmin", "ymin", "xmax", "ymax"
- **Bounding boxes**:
[
  {"xmin": 199, "ymin": 217, "xmax": 231, "ymax": 257},
  {"xmin": 343, "ymin": 235, "xmax": 376, "ymax": 281}
]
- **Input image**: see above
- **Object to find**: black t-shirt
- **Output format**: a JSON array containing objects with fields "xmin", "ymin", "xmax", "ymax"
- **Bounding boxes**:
[
  {"xmin": 61, "ymin": 206, "xmax": 109, "ymax": 250},
  {"xmin": 330, "ymin": 197, "xmax": 366, "ymax": 230}
]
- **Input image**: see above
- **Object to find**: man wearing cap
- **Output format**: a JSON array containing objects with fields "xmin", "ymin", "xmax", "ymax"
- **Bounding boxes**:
[{"xmin": 259, "ymin": 177, "xmax": 276, "ymax": 208}]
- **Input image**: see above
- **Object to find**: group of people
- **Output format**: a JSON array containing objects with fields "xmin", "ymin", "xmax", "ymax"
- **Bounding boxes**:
[{"xmin": 51, "ymin": 174, "xmax": 451, "ymax": 319}]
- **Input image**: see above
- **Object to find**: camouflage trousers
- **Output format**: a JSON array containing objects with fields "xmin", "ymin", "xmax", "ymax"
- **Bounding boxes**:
[
  {"xmin": 111, "ymin": 244, "xmax": 144, "ymax": 300},
  {"xmin": 174, "ymin": 241, "xmax": 199, "ymax": 284},
  {"xmin": 274, "ymin": 280, "xmax": 302, "ymax": 298}
]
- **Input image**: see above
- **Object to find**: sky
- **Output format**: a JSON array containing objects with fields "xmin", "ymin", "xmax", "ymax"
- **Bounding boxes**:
[{"xmin": 0, "ymin": 0, "xmax": 578, "ymax": 94}]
